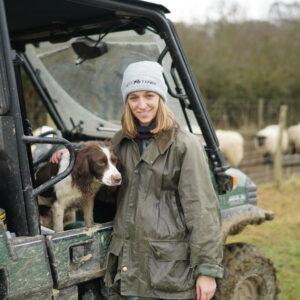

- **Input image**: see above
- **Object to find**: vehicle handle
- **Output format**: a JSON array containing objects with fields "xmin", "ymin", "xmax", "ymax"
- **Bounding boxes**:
[{"xmin": 22, "ymin": 135, "xmax": 76, "ymax": 197}]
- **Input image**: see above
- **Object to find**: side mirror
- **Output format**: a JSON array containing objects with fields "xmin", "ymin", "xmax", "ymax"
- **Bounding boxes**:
[
  {"xmin": 216, "ymin": 172, "xmax": 236, "ymax": 194},
  {"xmin": 71, "ymin": 37, "xmax": 108, "ymax": 65}
]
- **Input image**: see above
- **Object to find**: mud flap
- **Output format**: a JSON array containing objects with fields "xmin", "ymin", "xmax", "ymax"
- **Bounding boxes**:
[{"xmin": 221, "ymin": 204, "xmax": 274, "ymax": 241}]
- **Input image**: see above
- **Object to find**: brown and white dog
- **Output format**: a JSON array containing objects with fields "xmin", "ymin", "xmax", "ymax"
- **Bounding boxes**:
[{"xmin": 35, "ymin": 141, "xmax": 122, "ymax": 232}]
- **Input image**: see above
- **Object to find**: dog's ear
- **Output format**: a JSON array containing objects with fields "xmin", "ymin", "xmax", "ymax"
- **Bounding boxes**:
[{"xmin": 71, "ymin": 150, "xmax": 93, "ymax": 194}]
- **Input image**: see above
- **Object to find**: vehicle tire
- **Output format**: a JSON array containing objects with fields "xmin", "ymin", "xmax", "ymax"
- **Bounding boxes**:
[{"xmin": 216, "ymin": 242, "xmax": 279, "ymax": 300}]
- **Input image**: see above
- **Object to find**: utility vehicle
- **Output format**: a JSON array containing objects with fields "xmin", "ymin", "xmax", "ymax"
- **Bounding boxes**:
[{"xmin": 0, "ymin": 0, "xmax": 277, "ymax": 299}]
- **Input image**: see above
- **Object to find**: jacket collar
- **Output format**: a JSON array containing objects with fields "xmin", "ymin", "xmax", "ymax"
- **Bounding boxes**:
[
  {"xmin": 154, "ymin": 123, "xmax": 179, "ymax": 154},
  {"xmin": 112, "ymin": 129, "xmax": 129, "ymax": 148},
  {"xmin": 112, "ymin": 123, "xmax": 179, "ymax": 155}
]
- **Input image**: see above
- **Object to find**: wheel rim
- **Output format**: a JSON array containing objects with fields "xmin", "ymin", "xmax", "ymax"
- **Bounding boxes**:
[{"xmin": 232, "ymin": 275, "xmax": 266, "ymax": 300}]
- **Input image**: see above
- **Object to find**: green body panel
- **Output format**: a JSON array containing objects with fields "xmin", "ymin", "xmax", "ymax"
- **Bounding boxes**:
[
  {"xmin": 0, "ymin": 223, "xmax": 112, "ymax": 298},
  {"xmin": 46, "ymin": 223, "xmax": 112, "ymax": 289},
  {"xmin": 0, "ymin": 225, "xmax": 52, "ymax": 299}
]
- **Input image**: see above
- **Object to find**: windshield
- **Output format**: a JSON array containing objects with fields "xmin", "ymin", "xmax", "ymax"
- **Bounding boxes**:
[{"xmin": 26, "ymin": 29, "xmax": 201, "ymax": 137}]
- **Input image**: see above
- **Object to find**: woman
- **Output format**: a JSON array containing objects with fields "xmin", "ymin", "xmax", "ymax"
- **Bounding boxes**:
[{"xmin": 51, "ymin": 61, "xmax": 224, "ymax": 300}]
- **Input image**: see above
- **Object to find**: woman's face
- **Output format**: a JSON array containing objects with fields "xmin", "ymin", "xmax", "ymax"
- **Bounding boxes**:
[{"xmin": 127, "ymin": 91, "xmax": 160, "ymax": 126}]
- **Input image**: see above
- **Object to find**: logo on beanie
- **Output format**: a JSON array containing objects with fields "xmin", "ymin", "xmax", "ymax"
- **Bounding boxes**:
[{"xmin": 125, "ymin": 79, "xmax": 157, "ymax": 88}]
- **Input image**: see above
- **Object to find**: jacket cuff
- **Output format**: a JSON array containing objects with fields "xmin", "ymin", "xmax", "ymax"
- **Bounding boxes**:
[{"xmin": 193, "ymin": 263, "xmax": 224, "ymax": 279}]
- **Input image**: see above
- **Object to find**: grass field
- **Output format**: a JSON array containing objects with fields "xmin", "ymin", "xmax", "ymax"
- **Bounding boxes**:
[{"xmin": 228, "ymin": 176, "xmax": 300, "ymax": 300}]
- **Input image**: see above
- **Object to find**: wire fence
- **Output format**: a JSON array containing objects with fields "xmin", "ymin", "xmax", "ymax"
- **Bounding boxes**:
[
  {"xmin": 207, "ymin": 98, "xmax": 300, "ymax": 130},
  {"xmin": 238, "ymin": 136, "xmax": 300, "ymax": 185}
]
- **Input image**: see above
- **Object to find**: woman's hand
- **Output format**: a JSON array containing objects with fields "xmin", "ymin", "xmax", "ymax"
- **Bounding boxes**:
[
  {"xmin": 49, "ymin": 149, "xmax": 69, "ymax": 164},
  {"xmin": 195, "ymin": 275, "xmax": 216, "ymax": 300}
]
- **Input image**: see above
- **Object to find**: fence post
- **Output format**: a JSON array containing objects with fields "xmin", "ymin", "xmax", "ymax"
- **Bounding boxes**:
[
  {"xmin": 258, "ymin": 98, "xmax": 264, "ymax": 129},
  {"xmin": 274, "ymin": 105, "xmax": 288, "ymax": 189}
]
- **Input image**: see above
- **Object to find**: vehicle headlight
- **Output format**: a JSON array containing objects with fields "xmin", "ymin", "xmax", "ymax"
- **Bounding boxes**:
[{"xmin": 246, "ymin": 177, "xmax": 258, "ymax": 205}]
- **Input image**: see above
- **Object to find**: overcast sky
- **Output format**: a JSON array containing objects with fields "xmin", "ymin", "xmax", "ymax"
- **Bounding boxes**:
[{"xmin": 146, "ymin": 0, "xmax": 297, "ymax": 23}]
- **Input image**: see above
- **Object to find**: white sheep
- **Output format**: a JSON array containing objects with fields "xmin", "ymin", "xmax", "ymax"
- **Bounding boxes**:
[
  {"xmin": 216, "ymin": 130, "xmax": 244, "ymax": 167},
  {"xmin": 287, "ymin": 123, "xmax": 300, "ymax": 153},
  {"xmin": 255, "ymin": 125, "xmax": 289, "ymax": 158}
]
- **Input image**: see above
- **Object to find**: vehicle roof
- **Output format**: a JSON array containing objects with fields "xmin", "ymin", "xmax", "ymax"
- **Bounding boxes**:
[{"xmin": 4, "ymin": 0, "xmax": 169, "ymax": 46}]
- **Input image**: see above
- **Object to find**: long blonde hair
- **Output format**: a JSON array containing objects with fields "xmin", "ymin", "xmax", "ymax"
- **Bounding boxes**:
[{"xmin": 121, "ymin": 97, "xmax": 176, "ymax": 138}]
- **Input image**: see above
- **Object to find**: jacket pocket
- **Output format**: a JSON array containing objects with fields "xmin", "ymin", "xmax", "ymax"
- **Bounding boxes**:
[
  {"xmin": 148, "ymin": 241, "xmax": 194, "ymax": 292},
  {"xmin": 104, "ymin": 235, "xmax": 123, "ymax": 287}
]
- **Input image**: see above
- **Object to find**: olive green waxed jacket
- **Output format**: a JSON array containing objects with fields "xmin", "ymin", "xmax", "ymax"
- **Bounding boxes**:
[{"xmin": 104, "ymin": 125, "xmax": 224, "ymax": 298}]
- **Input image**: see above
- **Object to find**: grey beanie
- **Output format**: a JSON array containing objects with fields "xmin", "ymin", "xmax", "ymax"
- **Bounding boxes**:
[{"xmin": 121, "ymin": 61, "xmax": 168, "ymax": 102}]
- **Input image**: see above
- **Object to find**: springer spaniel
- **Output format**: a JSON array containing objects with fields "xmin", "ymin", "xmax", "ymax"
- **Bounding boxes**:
[{"xmin": 35, "ymin": 141, "xmax": 122, "ymax": 232}]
